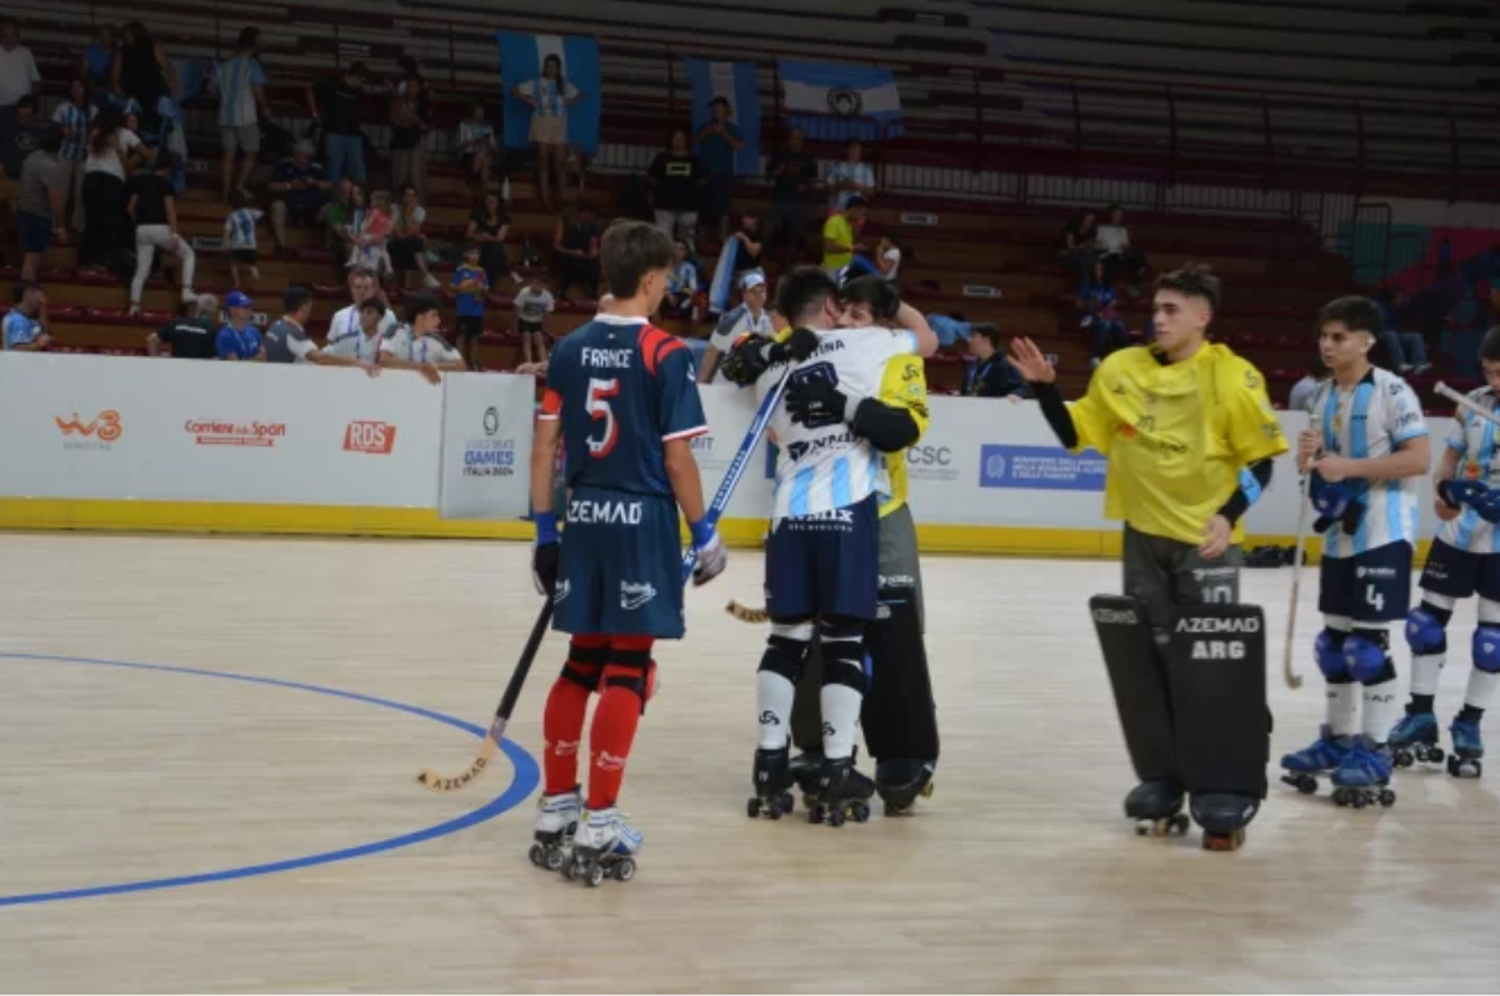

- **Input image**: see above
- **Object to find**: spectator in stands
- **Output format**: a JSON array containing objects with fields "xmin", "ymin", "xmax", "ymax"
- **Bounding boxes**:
[
  {"xmin": 325, "ymin": 296, "xmax": 391, "ymax": 365},
  {"xmin": 147, "ymin": 294, "xmax": 219, "ymax": 358},
  {"xmin": 1095, "ymin": 204, "xmax": 1147, "ymax": 290},
  {"xmin": 267, "ymin": 139, "xmax": 331, "ymax": 252},
  {"xmin": 380, "ymin": 293, "xmax": 465, "ymax": 384},
  {"xmin": 127, "ymin": 151, "xmax": 197, "ymax": 315},
  {"xmin": 53, "ymin": 80, "xmax": 94, "ymax": 230},
  {"xmin": 0, "ymin": 94, "xmax": 41, "ymax": 191},
  {"xmin": 216, "ymin": 290, "xmax": 264, "ymax": 361},
  {"xmin": 1376, "ymin": 287, "xmax": 1431, "ymax": 376},
  {"xmin": 114, "ymin": 22, "xmax": 174, "ymax": 134},
  {"xmin": 727, "ymin": 213, "xmax": 765, "ymax": 278},
  {"xmin": 328, "ymin": 266, "xmax": 397, "ymax": 346},
  {"xmin": 821, "ymin": 195, "xmax": 866, "ymax": 274},
  {"xmin": 389, "ymin": 183, "xmax": 440, "ymax": 290},
  {"xmin": 554, "ymin": 203, "xmax": 600, "ymax": 301},
  {"xmin": 466, "ymin": 190, "xmax": 514, "ymax": 289},
  {"xmin": 322, "ymin": 176, "xmax": 355, "ymax": 261},
  {"xmin": 1287, "ymin": 355, "xmax": 1328, "ymax": 413},
  {"xmin": 695, "ymin": 97, "xmax": 743, "ymax": 243},
  {"xmin": 80, "ymin": 105, "xmax": 146, "ymax": 270},
  {"xmin": 225, "ymin": 190, "xmax": 263, "ymax": 289},
  {"xmin": 344, "ymin": 185, "xmax": 393, "ymax": 281},
  {"xmin": 262, "ymin": 284, "xmax": 378, "ymax": 374},
  {"xmin": 510, "ymin": 54, "xmax": 580, "ymax": 210},
  {"xmin": 663, "ymin": 239, "xmax": 698, "ymax": 319},
  {"xmin": 80, "ymin": 24, "xmax": 118, "ymax": 107},
  {"xmin": 826, "ymin": 138, "xmax": 875, "ymax": 211},
  {"xmin": 965, "ymin": 325, "xmax": 1025, "ymax": 398},
  {"xmin": 1082, "ymin": 260, "xmax": 1128, "ymax": 367},
  {"xmin": 15, "ymin": 127, "xmax": 68, "ymax": 284},
  {"xmin": 0, "ymin": 17, "xmax": 40, "ymax": 175},
  {"xmin": 451, "ymin": 245, "xmax": 489, "ymax": 370},
  {"xmin": 308, "ymin": 62, "xmax": 370, "ymax": 185},
  {"xmin": 390, "ymin": 56, "xmax": 431, "ymax": 203},
  {"xmin": 216, "ymin": 27, "xmax": 268, "ymax": 205},
  {"xmin": 3, "ymin": 281, "xmax": 49, "ymax": 351},
  {"xmin": 845, "ymin": 230, "xmax": 901, "ymax": 281},
  {"xmin": 1061, "ymin": 209, "xmax": 1099, "ymax": 297},
  {"xmin": 513, "ymin": 273, "xmax": 554, "ymax": 368},
  {"xmin": 766, "ymin": 127, "xmax": 817, "ymax": 258},
  {"xmin": 699, "ymin": 270, "xmax": 773, "ymax": 383},
  {"xmin": 649, "ymin": 128, "xmax": 702, "ymax": 246},
  {"xmin": 458, "ymin": 102, "xmax": 497, "ymax": 190}
]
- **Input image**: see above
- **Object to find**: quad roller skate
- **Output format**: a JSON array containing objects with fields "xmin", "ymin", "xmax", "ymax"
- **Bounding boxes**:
[
  {"xmin": 746, "ymin": 746, "xmax": 797, "ymax": 819},
  {"xmin": 874, "ymin": 758, "xmax": 936, "ymax": 816},
  {"xmin": 1191, "ymin": 793, "xmax": 1258, "ymax": 852},
  {"xmin": 790, "ymin": 747, "xmax": 863, "ymax": 810},
  {"xmin": 1280, "ymin": 724, "xmax": 1352, "ymax": 796},
  {"xmin": 527, "ymin": 788, "xmax": 580, "ymax": 873},
  {"xmin": 806, "ymin": 755, "xmax": 875, "ymax": 827},
  {"xmin": 1329, "ymin": 736, "xmax": 1396, "ymax": 809},
  {"xmin": 562, "ymin": 807, "xmax": 641, "ymax": 887},
  {"xmin": 1124, "ymin": 779, "xmax": 1189, "ymax": 837},
  {"xmin": 1447, "ymin": 718, "xmax": 1484, "ymax": 779},
  {"xmin": 1389, "ymin": 710, "xmax": 1446, "ymax": 769}
]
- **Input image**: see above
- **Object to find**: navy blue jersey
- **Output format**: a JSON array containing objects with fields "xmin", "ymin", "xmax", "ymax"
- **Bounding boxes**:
[{"xmin": 540, "ymin": 314, "xmax": 708, "ymax": 497}]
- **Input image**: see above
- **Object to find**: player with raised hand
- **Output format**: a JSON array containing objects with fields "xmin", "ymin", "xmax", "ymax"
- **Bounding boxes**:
[
  {"xmin": 1385, "ymin": 328, "xmax": 1500, "ymax": 779},
  {"xmin": 1009, "ymin": 264, "xmax": 1288, "ymax": 849},
  {"xmin": 721, "ymin": 266, "xmax": 937, "ymax": 826},
  {"xmin": 527, "ymin": 219, "xmax": 725, "ymax": 885},
  {"xmin": 1280, "ymin": 296, "xmax": 1430, "ymax": 809}
]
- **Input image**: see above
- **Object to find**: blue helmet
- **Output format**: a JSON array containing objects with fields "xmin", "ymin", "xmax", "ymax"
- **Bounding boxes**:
[{"xmin": 225, "ymin": 290, "xmax": 253, "ymax": 309}]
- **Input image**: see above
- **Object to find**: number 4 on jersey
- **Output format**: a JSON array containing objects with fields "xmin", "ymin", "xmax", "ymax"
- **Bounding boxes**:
[
  {"xmin": 1365, "ymin": 584, "xmax": 1385, "ymax": 613},
  {"xmin": 587, "ymin": 377, "xmax": 621, "ymax": 458}
]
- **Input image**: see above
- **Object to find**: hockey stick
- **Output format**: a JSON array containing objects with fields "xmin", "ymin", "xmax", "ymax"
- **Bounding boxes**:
[
  {"xmin": 1436, "ymin": 382, "xmax": 1500, "ymax": 430},
  {"xmin": 725, "ymin": 600, "xmax": 769, "ymax": 623},
  {"xmin": 418, "ymin": 599, "xmax": 554, "ymax": 791},
  {"xmin": 1283, "ymin": 469, "xmax": 1311, "ymax": 690}
]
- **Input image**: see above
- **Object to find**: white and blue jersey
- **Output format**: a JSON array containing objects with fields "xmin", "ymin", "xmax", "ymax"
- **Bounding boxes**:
[
  {"xmin": 3, "ymin": 310, "xmax": 43, "ymax": 349},
  {"xmin": 1438, "ymin": 385, "xmax": 1500, "ymax": 554},
  {"xmin": 216, "ymin": 55, "xmax": 267, "ymax": 127},
  {"xmin": 755, "ymin": 326, "xmax": 919, "ymax": 521},
  {"xmin": 1312, "ymin": 366, "xmax": 1428, "ymax": 559}
]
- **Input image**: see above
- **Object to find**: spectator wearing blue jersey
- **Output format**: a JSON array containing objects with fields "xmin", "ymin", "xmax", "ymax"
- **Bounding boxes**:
[
  {"xmin": 3, "ymin": 281, "xmax": 50, "ymax": 351},
  {"xmin": 695, "ymin": 96, "xmax": 743, "ymax": 243},
  {"xmin": 52, "ymin": 79, "xmax": 95, "ymax": 230},
  {"xmin": 216, "ymin": 290, "xmax": 264, "ymax": 361},
  {"xmin": 216, "ymin": 28, "xmax": 267, "ymax": 203},
  {"xmin": 268, "ymin": 140, "xmax": 330, "ymax": 252},
  {"xmin": 224, "ymin": 190, "xmax": 264, "ymax": 289},
  {"xmin": 451, "ymin": 245, "xmax": 489, "ymax": 370},
  {"xmin": 458, "ymin": 102, "xmax": 496, "ymax": 189},
  {"xmin": 510, "ymin": 53, "xmax": 581, "ymax": 210},
  {"xmin": 826, "ymin": 138, "xmax": 875, "ymax": 211}
]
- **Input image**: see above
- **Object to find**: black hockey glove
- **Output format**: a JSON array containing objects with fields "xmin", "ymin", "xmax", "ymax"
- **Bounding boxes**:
[
  {"xmin": 767, "ymin": 326, "xmax": 820, "ymax": 366},
  {"xmin": 785, "ymin": 377, "xmax": 854, "ymax": 428},
  {"xmin": 719, "ymin": 333, "xmax": 774, "ymax": 385}
]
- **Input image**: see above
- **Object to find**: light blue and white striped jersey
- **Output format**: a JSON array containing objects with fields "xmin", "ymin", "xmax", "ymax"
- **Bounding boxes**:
[
  {"xmin": 216, "ymin": 55, "xmax": 267, "ymax": 128},
  {"xmin": 459, "ymin": 118, "xmax": 494, "ymax": 151},
  {"xmin": 755, "ymin": 326, "xmax": 919, "ymax": 521},
  {"xmin": 1312, "ymin": 366, "xmax": 1429, "ymax": 559},
  {"xmin": 51, "ymin": 102, "xmax": 94, "ymax": 162},
  {"xmin": 1437, "ymin": 385, "xmax": 1500, "ymax": 554},
  {"xmin": 527, "ymin": 77, "xmax": 578, "ymax": 119},
  {"xmin": 225, "ymin": 208, "xmax": 263, "ymax": 249}
]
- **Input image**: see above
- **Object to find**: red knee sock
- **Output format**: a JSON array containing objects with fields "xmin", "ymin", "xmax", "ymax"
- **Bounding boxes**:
[
  {"xmin": 586, "ymin": 638, "xmax": 654, "ymax": 810},
  {"xmin": 542, "ymin": 636, "xmax": 608, "ymax": 796}
]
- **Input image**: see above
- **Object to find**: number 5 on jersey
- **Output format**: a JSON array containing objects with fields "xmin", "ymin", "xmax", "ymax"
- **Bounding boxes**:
[{"xmin": 587, "ymin": 377, "xmax": 621, "ymax": 458}]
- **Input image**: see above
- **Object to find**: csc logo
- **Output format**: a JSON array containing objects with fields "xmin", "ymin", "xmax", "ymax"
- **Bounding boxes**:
[{"xmin": 906, "ymin": 445, "xmax": 951, "ymax": 466}]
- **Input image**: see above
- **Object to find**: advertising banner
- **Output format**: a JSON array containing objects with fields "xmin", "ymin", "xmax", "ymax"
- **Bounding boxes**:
[{"xmin": 437, "ymin": 373, "xmax": 536, "ymax": 520}]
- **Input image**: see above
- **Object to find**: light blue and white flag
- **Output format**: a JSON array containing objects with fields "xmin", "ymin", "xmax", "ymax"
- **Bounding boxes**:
[
  {"xmin": 707, "ymin": 236, "xmax": 742, "ymax": 316},
  {"xmin": 779, "ymin": 61, "xmax": 903, "ymax": 142},
  {"xmin": 686, "ymin": 58, "xmax": 761, "ymax": 176},
  {"xmin": 497, "ymin": 32, "xmax": 602, "ymax": 154}
]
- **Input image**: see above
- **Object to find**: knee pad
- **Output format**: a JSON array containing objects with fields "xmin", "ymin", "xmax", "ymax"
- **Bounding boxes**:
[
  {"xmin": 1314, "ymin": 628, "xmax": 1349, "ymax": 681},
  {"xmin": 819, "ymin": 616, "xmax": 867, "ymax": 692},
  {"xmin": 602, "ymin": 649, "xmax": 655, "ymax": 715},
  {"xmin": 1343, "ymin": 629, "xmax": 1391, "ymax": 684},
  {"xmin": 1473, "ymin": 625, "xmax": 1500, "ymax": 674},
  {"xmin": 759, "ymin": 632, "xmax": 810, "ymax": 683},
  {"xmin": 561, "ymin": 636, "xmax": 610, "ymax": 691},
  {"xmin": 1405, "ymin": 605, "xmax": 1449, "ymax": 656}
]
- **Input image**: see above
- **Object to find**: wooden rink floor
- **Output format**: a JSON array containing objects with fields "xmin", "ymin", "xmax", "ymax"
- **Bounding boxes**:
[{"xmin": 2, "ymin": 533, "xmax": 1499, "ymax": 993}]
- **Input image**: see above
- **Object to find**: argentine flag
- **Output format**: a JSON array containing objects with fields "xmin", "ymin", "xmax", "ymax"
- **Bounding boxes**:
[
  {"xmin": 497, "ymin": 32, "xmax": 603, "ymax": 154},
  {"xmin": 686, "ymin": 59, "xmax": 761, "ymax": 176},
  {"xmin": 779, "ymin": 61, "xmax": 904, "ymax": 142}
]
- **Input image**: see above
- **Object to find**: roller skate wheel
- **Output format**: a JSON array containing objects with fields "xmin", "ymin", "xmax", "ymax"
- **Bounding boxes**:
[
  {"xmin": 827, "ymin": 807, "xmax": 846, "ymax": 828},
  {"xmin": 613, "ymin": 857, "xmax": 636, "ymax": 882},
  {"xmin": 528, "ymin": 843, "xmax": 545, "ymax": 867},
  {"xmin": 544, "ymin": 846, "xmax": 567, "ymax": 872},
  {"xmin": 850, "ymin": 802, "xmax": 870, "ymax": 823},
  {"xmin": 1170, "ymin": 814, "xmax": 1190, "ymax": 835},
  {"xmin": 746, "ymin": 797, "xmax": 761, "ymax": 818},
  {"xmin": 1430, "ymin": 746, "xmax": 1446, "ymax": 763},
  {"xmin": 1378, "ymin": 788, "xmax": 1396, "ymax": 807},
  {"xmin": 1351, "ymin": 792, "xmax": 1368, "ymax": 809},
  {"xmin": 563, "ymin": 856, "xmax": 581, "ymax": 881},
  {"xmin": 920, "ymin": 781, "xmax": 935, "ymax": 799},
  {"xmin": 1394, "ymin": 750, "xmax": 1414, "ymax": 769},
  {"xmin": 586, "ymin": 865, "xmax": 605, "ymax": 888},
  {"xmin": 1331, "ymin": 787, "xmax": 1349, "ymax": 807},
  {"xmin": 780, "ymin": 792, "xmax": 796, "ymax": 815},
  {"xmin": 809, "ymin": 804, "xmax": 826, "ymax": 825},
  {"xmin": 1202, "ymin": 829, "xmax": 1245, "ymax": 852}
]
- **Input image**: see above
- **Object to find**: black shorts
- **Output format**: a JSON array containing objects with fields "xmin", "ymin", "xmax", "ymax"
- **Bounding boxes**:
[
  {"xmin": 1419, "ymin": 538, "xmax": 1500, "ymax": 603},
  {"xmin": 229, "ymin": 248, "xmax": 258, "ymax": 264},
  {"xmin": 1319, "ymin": 541, "xmax": 1413, "ymax": 623},
  {"xmin": 519, "ymin": 319, "xmax": 545, "ymax": 335},
  {"xmin": 456, "ymin": 315, "xmax": 485, "ymax": 339}
]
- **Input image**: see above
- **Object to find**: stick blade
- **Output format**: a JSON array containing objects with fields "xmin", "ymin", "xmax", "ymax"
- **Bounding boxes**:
[
  {"xmin": 415, "ymin": 736, "xmax": 498, "ymax": 793},
  {"xmin": 725, "ymin": 600, "xmax": 768, "ymax": 623}
]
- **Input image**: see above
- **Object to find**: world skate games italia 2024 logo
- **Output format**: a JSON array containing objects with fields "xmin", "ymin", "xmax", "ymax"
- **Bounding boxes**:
[
  {"xmin": 462, "ymin": 406, "xmax": 517, "ymax": 477},
  {"xmin": 978, "ymin": 444, "xmax": 1106, "ymax": 491}
]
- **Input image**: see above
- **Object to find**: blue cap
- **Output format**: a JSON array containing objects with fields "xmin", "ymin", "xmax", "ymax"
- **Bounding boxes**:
[{"xmin": 225, "ymin": 290, "xmax": 253, "ymax": 309}]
